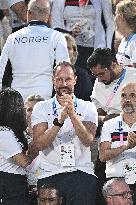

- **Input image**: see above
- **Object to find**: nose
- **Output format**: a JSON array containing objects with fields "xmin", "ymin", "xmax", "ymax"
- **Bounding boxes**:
[{"xmin": 61, "ymin": 79, "xmax": 67, "ymax": 86}]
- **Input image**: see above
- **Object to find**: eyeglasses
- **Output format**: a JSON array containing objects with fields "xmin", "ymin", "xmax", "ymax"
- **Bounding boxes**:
[
  {"xmin": 91, "ymin": 68, "xmax": 108, "ymax": 78},
  {"xmin": 108, "ymin": 191, "xmax": 133, "ymax": 199}
]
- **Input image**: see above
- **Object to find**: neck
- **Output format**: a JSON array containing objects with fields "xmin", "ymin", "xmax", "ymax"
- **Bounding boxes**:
[
  {"xmin": 122, "ymin": 112, "xmax": 136, "ymax": 127},
  {"xmin": 113, "ymin": 65, "xmax": 124, "ymax": 80},
  {"xmin": 123, "ymin": 29, "xmax": 134, "ymax": 40}
]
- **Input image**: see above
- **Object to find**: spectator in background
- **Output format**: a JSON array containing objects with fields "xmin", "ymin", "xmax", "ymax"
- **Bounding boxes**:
[
  {"xmin": 0, "ymin": 0, "xmax": 12, "ymax": 52},
  {"xmin": 101, "ymin": 0, "xmax": 115, "ymax": 50},
  {"xmin": 25, "ymin": 94, "xmax": 44, "ymax": 138},
  {"xmin": 99, "ymin": 83, "xmax": 136, "ymax": 205},
  {"xmin": 51, "ymin": 0, "xmax": 106, "ymax": 69},
  {"xmin": 24, "ymin": 94, "xmax": 44, "ymax": 205},
  {"xmin": 38, "ymin": 184, "xmax": 62, "ymax": 205},
  {"xmin": 115, "ymin": 0, "xmax": 136, "ymax": 67},
  {"xmin": 0, "ymin": 0, "xmax": 70, "ymax": 100},
  {"xmin": 87, "ymin": 48, "xmax": 136, "ymax": 125},
  {"xmin": 7, "ymin": 0, "xmax": 27, "ymax": 32},
  {"xmin": 64, "ymin": 33, "xmax": 95, "ymax": 101},
  {"xmin": 87, "ymin": 48, "xmax": 136, "ymax": 205},
  {"xmin": 102, "ymin": 178, "xmax": 133, "ymax": 205},
  {"xmin": 0, "ymin": 88, "xmax": 38, "ymax": 205}
]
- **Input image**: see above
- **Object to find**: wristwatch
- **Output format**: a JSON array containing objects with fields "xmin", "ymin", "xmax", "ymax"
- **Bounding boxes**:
[{"xmin": 53, "ymin": 118, "xmax": 64, "ymax": 128}]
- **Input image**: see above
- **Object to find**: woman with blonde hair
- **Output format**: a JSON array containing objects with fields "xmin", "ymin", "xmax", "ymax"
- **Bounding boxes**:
[
  {"xmin": 115, "ymin": 0, "xmax": 136, "ymax": 67},
  {"xmin": 64, "ymin": 33, "xmax": 95, "ymax": 101}
]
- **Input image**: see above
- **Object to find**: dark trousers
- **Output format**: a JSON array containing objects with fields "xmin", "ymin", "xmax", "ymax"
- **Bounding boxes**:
[
  {"xmin": 0, "ymin": 171, "xmax": 29, "ymax": 205},
  {"xmin": 38, "ymin": 170, "xmax": 97, "ymax": 205}
]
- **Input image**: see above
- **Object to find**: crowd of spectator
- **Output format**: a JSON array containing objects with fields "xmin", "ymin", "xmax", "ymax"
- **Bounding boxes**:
[{"xmin": 0, "ymin": 0, "xmax": 136, "ymax": 205}]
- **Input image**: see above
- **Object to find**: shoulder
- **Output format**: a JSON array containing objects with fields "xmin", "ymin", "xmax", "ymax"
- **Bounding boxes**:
[
  {"xmin": 0, "ymin": 126, "xmax": 17, "ymax": 143},
  {"xmin": 103, "ymin": 116, "xmax": 121, "ymax": 127},
  {"xmin": 124, "ymin": 67, "xmax": 136, "ymax": 78},
  {"xmin": 77, "ymin": 98, "xmax": 97, "ymax": 113}
]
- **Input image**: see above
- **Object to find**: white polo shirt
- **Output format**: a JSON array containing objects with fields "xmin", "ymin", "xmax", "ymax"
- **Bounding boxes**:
[
  {"xmin": 0, "ymin": 126, "xmax": 26, "ymax": 175},
  {"xmin": 100, "ymin": 116, "xmax": 136, "ymax": 182},
  {"xmin": 32, "ymin": 96, "xmax": 98, "ymax": 179},
  {"xmin": 0, "ymin": 23, "xmax": 70, "ymax": 100},
  {"xmin": 116, "ymin": 34, "xmax": 136, "ymax": 66},
  {"xmin": 91, "ymin": 68, "xmax": 136, "ymax": 115}
]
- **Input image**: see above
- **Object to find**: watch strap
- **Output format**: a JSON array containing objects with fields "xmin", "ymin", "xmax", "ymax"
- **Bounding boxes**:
[{"xmin": 53, "ymin": 118, "xmax": 64, "ymax": 127}]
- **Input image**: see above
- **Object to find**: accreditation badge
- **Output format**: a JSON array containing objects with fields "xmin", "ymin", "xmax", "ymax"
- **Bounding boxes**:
[
  {"xmin": 124, "ymin": 160, "xmax": 136, "ymax": 184},
  {"xmin": 59, "ymin": 144, "xmax": 75, "ymax": 167}
]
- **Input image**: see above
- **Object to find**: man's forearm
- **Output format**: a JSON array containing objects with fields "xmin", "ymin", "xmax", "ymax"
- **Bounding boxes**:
[
  {"xmin": 99, "ymin": 145, "xmax": 127, "ymax": 161},
  {"xmin": 69, "ymin": 112, "xmax": 96, "ymax": 147},
  {"xmin": 33, "ymin": 125, "xmax": 61, "ymax": 150}
]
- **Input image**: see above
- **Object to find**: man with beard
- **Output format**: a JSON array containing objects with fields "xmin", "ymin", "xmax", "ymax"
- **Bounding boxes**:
[
  {"xmin": 87, "ymin": 48, "xmax": 136, "ymax": 205},
  {"xmin": 31, "ymin": 61, "xmax": 98, "ymax": 205},
  {"xmin": 87, "ymin": 48, "xmax": 136, "ymax": 124},
  {"xmin": 99, "ymin": 83, "xmax": 136, "ymax": 205}
]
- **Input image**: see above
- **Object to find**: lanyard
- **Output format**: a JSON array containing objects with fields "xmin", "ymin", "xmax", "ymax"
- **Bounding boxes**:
[
  {"xmin": 106, "ymin": 68, "xmax": 126, "ymax": 106},
  {"xmin": 52, "ymin": 96, "xmax": 78, "ymax": 117},
  {"xmin": 119, "ymin": 32, "xmax": 135, "ymax": 65},
  {"xmin": 119, "ymin": 121, "xmax": 124, "ymax": 146},
  {"xmin": 28, "ymin": 20, "xmax": 50, "ymax": 27},
  {"xmin": 125, "ymin": 32, "xmax": 135, "ymax": 48}
]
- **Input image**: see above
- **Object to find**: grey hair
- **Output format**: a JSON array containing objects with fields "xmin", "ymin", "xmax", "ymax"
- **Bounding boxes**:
[
  {"xmin": 102, "ymin": 178, "xmax": 126, "ymax": 199},
  {"xmin": 28, "ymin": 0, "xmax": 50, "ymax": 20},
  {"xmin": 25, "ymin": 94, "xmax": 44, "ymax": 104}
]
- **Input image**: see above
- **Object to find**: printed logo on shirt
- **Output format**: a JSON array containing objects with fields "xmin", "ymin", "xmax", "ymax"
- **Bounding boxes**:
[
  {"xmin": 14, "ymin": 36, "xmax": 49, "ymax": 44},
  {"xmin": 111, "ymin": 131, "xmax": 136, "ymax": 142}
]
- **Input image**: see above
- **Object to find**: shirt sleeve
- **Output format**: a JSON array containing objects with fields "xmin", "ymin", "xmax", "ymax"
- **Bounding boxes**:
[
  {"xmin": 101, "ymin": 0, "xmax": 115, "ymax": 48},
  {"xmin": 129, "ymin": 40, "xmax": 136, "ymax": 64},
  {"xmin": 31, "ymin": 102, "xmax": 48, "ymax": 127},
  {"xmin": 91, "ymin": 79, "xmax": 103, "ymax": 109},
  {"xmin": 55, "ymin": 32, "xmax": 70, "ymax": 64},
  {"xmin": 0, "ymin": 129, "xmax": 22, "ymax": 159},
  {"xmin": 100, "ymin": 120, "xmax": 112, "ymax": 143},
  {"xmin": 83, "ymin": 101, "xmax": 98, "ymax": 126},
  {"xmin": 0, "ymin": 35, "xmax": 11, "ymax": 88},
  {"xmin": 51, "ymin": 0, "xmax": 65, "ymax": 29}
]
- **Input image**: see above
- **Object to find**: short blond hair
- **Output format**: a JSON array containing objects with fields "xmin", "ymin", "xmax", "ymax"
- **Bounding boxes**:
[{"xmin": 116, "ymin": 0, "xmax": 136, "ymax": 32}]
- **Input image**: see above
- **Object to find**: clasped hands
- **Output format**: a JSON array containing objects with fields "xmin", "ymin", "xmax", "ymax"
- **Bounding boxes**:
[{"xmin": 58, "ymin": 94, "xmax": 75, "ymax": 123}]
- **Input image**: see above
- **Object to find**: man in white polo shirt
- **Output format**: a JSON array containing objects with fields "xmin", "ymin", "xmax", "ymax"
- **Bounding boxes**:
[
  {"xmin": 0, "ymin": 0, "xmax": 69, "ymax": 100},
  {"xmin": 100, "ymin": 83, "xmax": 136, "ymax": 205},
  {"xmin": 31, "ymin": 61, "xmax": 98, "ymax": 205},
  {"xmin": 87, "ymin": 48, "xmax": 136, "ymax": 124}
]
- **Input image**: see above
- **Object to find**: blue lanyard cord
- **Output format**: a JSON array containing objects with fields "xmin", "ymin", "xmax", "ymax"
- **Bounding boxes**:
[
  {"xmin": 28, "ymin": 20, "xmax": 50, "ymax": 27},
  {"xmin": 113, "ymin": 68, "xmax": 126, "ymax": 93},
  {"xmin": 52, "ymin": 96, "xmax": 77, "ymax": 116},
  {"xmin": 125, "ymin": 32, "xmax": 135, "ymax": 49}
]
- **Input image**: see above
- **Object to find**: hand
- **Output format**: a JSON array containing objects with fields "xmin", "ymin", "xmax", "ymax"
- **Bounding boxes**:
[
  {"xmin": 59, "ymin": 94, "xmax": 75, "ymax": 116},
  {"xmin": 127, "ymin": 131, "xmax": 136, "ymax": 149}
]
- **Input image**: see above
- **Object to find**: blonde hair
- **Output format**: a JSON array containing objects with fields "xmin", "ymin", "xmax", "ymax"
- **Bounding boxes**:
[
  {"xmin": 116, "ymin": 0, "xmax": 136, "ymax": 32},
  {"xmin": 64, "ymin": 33, "xmax": 78, "ymax": 65}
]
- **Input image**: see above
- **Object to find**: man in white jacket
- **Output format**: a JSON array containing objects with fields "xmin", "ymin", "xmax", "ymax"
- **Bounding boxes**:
[{"xmin": 0, "ymin": 0, "xmax": 70, "ymax": 100}]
